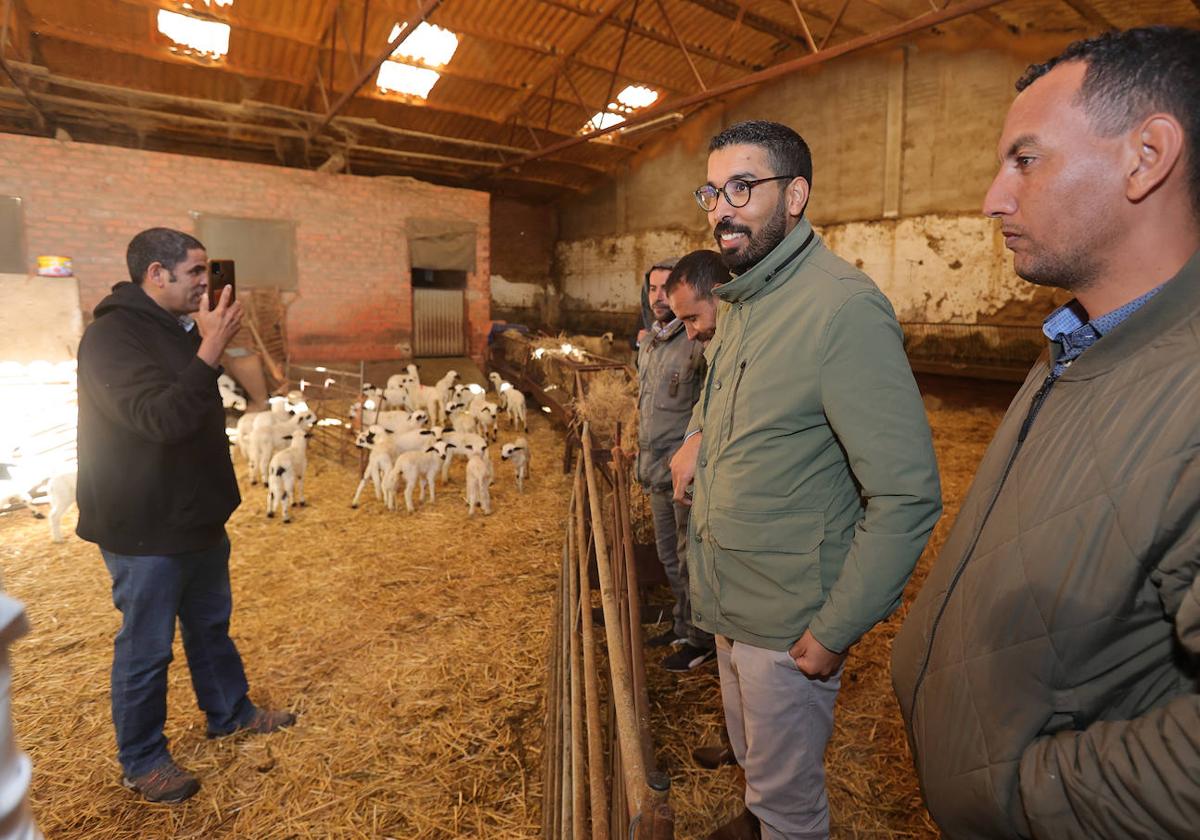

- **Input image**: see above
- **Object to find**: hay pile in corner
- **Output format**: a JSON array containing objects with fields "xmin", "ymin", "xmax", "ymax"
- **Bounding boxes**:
[
  {"xmin": 571, "ymin": 369, "xmax": 638, "ymax": 448},
  {"xmin": 0, "ymin": 412, "xmax": 571, "ymax": 839}
]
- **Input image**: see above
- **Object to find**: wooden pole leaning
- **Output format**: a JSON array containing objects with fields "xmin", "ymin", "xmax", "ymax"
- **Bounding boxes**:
[
  {"xmin": 581, "ymin": 423, "xmax": 649, "ymax": 818},
  {"xmin": 573, "ymin": 463, "xmax": 610, "ymax": 840}
]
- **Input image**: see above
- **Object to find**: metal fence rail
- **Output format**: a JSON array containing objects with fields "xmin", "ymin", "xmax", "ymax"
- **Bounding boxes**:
[{"xmin": 901, "ymin": 321, "xmax": 1044, "ymax": 381}]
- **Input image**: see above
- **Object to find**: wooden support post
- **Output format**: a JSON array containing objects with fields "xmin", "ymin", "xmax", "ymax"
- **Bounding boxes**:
[
  {"xmin": 615, "ymin": 452, "xmax": 655, "ymax": 771},
  {"xmin": 574, "ymin": 464, "xmax": 610, "ymax": 840},
  {"xmin": 582, "ymin": 423, "xmax": 649, "ymax": 818},
  {"xmin": 568, "ymin": 498, "xmax": 587, "ymax": 839}
]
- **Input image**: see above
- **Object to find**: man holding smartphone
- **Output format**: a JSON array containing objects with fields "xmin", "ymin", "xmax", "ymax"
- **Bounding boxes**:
[{"xmin": 76, "ymin": 227, "xmax": 295, "ymax": 804}]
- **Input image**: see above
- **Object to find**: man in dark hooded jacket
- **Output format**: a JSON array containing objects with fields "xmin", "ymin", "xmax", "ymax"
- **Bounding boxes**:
[{"xmin": 77, "ymin": 227, "xmax": 294, "ymax": 804}]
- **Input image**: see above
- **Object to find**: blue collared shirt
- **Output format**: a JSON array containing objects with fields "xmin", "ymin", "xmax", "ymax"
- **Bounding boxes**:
[{"xmin": 1042, "ymin": 285, "xmax": 1164, "ymax": 377}]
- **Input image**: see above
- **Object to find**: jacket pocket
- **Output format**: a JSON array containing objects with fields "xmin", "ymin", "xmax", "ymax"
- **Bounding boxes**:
[
  {"xmin": 710, "ymin": 507, "xmax": 825, "ymax": 637},
  {"xmin": 655, "ymin": 365, "xmax": 700, "ymax": 413}
]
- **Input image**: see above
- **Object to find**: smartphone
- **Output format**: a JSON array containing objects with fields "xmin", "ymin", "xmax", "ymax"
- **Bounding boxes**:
[{"xmin": 208, "ymin": 259, "xmax": 236, "ymax": 310}]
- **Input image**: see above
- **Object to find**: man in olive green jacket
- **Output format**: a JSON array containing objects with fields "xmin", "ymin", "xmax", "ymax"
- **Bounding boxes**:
[
  {"xmin": 672, "ymin": 121, "xmax": 941, "ymax": 840},
  {"xmin": 892, "ymin": 28, "xmax": 1200, "ymax": 840}
]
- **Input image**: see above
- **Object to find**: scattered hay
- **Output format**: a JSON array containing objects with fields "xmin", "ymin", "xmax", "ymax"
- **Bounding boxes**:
[
  {"xmin": 0, "ymin": 413, "xmax": 572, "ymax": 839},
  {"xmin": 0, "ymin": 373, "xmax": 1011, "ymax": 839},
  {"xmin": 571, "ymin": 370, "xmax": 637, "ymax": 448}
]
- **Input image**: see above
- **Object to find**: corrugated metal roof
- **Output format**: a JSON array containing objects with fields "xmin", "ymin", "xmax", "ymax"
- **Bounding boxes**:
[{"xmin": 3, "ymin": 0, "xmax": 1197, "ymax": 199}]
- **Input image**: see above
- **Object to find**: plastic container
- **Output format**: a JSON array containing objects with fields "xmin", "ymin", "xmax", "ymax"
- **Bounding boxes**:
[{"xmin": 36, "ymin": 256, "xmax": 73, "ymax": 277}]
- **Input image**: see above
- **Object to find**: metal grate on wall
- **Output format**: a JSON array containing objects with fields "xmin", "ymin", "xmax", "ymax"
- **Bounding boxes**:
[{"xmin": 413, "ymin": 288, "xmax": 466, "ymax": 357}]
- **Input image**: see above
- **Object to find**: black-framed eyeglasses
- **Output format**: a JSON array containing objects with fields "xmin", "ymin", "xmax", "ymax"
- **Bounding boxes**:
[{"xmin": 693, "ymin": 175, "xmax": 799, "ymax": 212}]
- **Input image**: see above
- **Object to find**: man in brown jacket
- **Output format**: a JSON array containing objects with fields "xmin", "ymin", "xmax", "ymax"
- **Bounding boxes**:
[{"xmin": 892, "ymin": 27, "xmax": 1200, "ymax": 839}]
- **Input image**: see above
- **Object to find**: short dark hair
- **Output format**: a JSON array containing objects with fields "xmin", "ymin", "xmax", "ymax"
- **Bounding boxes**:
[
  {"xmin": 709, "ymin": 120, "xmax": 813, "ymax": 190},
  {"xmin": 1017, "ymin": 27, "xmax": 1200, "ymax": 217},
  {"xmin": 644, "ymin": 257, "xmax": 679, "ymax": 283},
  {"xmin": 665, "ymin": 250, "xmax": 731, "ymax": 301},
  {"xmin": 126, "ymin": 227, "xmax": 205, "ymax": 284}
]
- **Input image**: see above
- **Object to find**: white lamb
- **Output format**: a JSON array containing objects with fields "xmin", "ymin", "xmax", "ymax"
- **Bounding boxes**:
[
  {"xmin": 406, "ymin": 381, "xmax": 445, "ymax": 425},
  {"xmin": 444, "ymin": 400, "xmax": 478, "ymax": 435},
  {"xmin": 48, "ymin": 470, "xmax": 78, "ymax": 543},
  {"xmin": 217, "ymin": 374, "xmax": 247, "ymax": 412},
  {"xmin": 487, "ymin": 371, "xmax": 506, "ymax": 397},
  {"xmin": 351, "ymin": 427, "xmax": 396, "ymax": 508},
  {"xmin": 384, "ymin": 440, "xmax": 452, "ymax": 513},
  {"xmin": 465, "ymin": 452, "xmax": 492, "ymax": 516},
  {"xmin": 500, "ymin": 387, "xmax": 527, "ymax": 432},
  {"xmin": 265, "ymin": 431, "xmax": 310, "ymax": 523},
  {"xmin": 249, "ymin": 410, "xmax": 316, "ymax": 485},
  {"xmin": 468, "ymin": 397, "xmax": 500, "ymax": 441},
  {"xmin": 501, "ymin": 438, "xmax": 531, "ymax": 493},
  {"xmin": 434, "ymin": 370, "xmax": 459, "ymax": 406},
  {"xmin": 439, "ymin": 431, "xmax": 488, "ymax": 483}
]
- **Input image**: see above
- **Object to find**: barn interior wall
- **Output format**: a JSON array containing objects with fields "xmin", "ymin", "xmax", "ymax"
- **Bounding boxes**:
[
  {"xmin": 489, "ymin": 196, "xmax": 559, "ymax": 330},
  {"xmin": 0, "ymin": 133, "xmax": 491, "ymax": 363},
  {"xmin": 552, "ymin": 42, "xmax": 1076, "ymax": 335}
]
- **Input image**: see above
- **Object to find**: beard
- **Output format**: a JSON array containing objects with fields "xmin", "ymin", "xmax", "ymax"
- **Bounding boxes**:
[
  {"xmin": 1011, "ymin": 237, "xmax": 1101, "ymax": 293},
  {"xmin": 651, "ymin": 301, "xmax": 674, "ymax": 322},
  {"xmin": 714, "ymin": 194, "xmax": 789, "ymax": 275}
]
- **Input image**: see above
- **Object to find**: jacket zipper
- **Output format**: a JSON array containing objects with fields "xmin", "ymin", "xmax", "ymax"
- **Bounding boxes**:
[
  {"xmin": 908, "ymin": 372, "xmax": 1058, "ymax": 729},
  {"xmin": 727, "ymin": 359, "xmax": 748, "ymax": 442}
]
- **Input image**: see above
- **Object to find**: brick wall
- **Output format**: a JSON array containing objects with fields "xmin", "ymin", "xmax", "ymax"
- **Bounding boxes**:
[{"xmin": 0, "ymin": 133, "xmax": 491, "ymax": 363}]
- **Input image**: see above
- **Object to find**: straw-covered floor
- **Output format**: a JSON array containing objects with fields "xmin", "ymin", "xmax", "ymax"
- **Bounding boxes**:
[
  {"xmin": 1, "ymin": 375, "xmax": 1012, "ymax": 839},
  {"xmin": 1, "ymin": 411, "xmax": 571, "ymax": 839}
]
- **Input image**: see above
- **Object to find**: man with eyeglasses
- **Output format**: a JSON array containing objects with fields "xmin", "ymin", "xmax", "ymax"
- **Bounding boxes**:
[{"xmin": 670, "ymin": 120, "xmax": 941, "ymax": 840}]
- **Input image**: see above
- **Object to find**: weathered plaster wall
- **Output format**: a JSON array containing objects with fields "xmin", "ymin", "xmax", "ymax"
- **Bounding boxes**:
[{"xmin": 554, "ymin": 41, "xmax": 1070, "ymax": 332}]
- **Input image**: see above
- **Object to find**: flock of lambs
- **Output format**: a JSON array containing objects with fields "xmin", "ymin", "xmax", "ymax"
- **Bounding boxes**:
[{"xmin": 223, "ymin": 365, "xmax": 533, "ymax": 524}]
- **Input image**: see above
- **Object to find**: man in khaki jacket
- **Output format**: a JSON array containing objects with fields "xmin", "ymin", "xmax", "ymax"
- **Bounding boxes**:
[
  {"xmin": 892, "ymin": 27, "xmax": 1200, "ymax": 840},
  {"xmin": 672, "ymin": 121, "xmax": 941, "ymax": 839}
]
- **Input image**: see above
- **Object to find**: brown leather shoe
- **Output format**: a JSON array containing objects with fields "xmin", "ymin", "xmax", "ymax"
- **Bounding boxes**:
[
  {"xmin": 705, "ymin": 808, "xmax": 761, "ymax": 840},
  {"xmin": 208, "ymin": 707, "xmax": 296, "ymax": 738},
  {"xmin": 122, "ymin": 759, "xmax": 200, "ymax": 804},
  {"xmin": 692, "ymin": 743, "xmax": 737, "ymax": 769}
]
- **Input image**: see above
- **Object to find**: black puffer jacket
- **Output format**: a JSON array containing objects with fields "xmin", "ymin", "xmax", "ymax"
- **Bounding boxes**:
[{"xmin": 76, "ymin": 282, "xmax": 240, "ymax": 555}]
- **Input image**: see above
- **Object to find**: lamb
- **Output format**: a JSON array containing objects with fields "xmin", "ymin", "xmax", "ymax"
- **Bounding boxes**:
[
  {"xmin": 434, "ymin": 370, "xmax": 459, "ymax": 406},
  {"xmin": 487, "ymin": 371, "xmax": 506, "ymax": 397},
  {"xmin": 351, "ymin": 427, "xmax": 395, "ymax": 508},
  {"xmin": 382, "ymin": 386, "xmax": 412, "ymax": 411},
  {"xmin": 265, "ymin": 431, "xmax": 310, "ymax": 523},
  {"xmin": 405, "ymin": 381, "xmax": 445, "ymax": 425},
  {"xmin": 371, "ymin": 409, "xmax": 428, "ymax": 435},
  {"xmin": 385, "ymin": 364, "xmax": 420, "ymax": 392},
  {"xmin": 571, "ymin": 331, "xmax": 615, "ymax": 358},
  {"xmin": 47, "ymin": 470, "xmax": 78, "ymax": 543},
  {"xmin": 500, "ymin": 387, "xmax": 527, "ymax": 432},
  {"xmin": 468, "ymin": 397, "xmax": 500, "ymax": 441},
  {"xmin": 351, "ymin": 385, "xmax": 386, "ymax": 423},
  {"xmin": 464, "ymin": 452, "xmax": 492, "ymax": 516},
  {"xmin": 439, "ymin": 431, "xmax": 488, "ymax": 484},
  {"xmin": 217, "ymin": 374, "xmax": 247, "ymax": 412},
  {"xmin": 248, "ymin": 410, "xmax": 317, "ymax": 485},
  {"xmin": 500, "ymin": 438, "xmax": 531, "ymax": 493},
  {"xmin": 383, "ymin": 440, "xmax": 452, "ymax": 513},
  {"xmin": 444, "ymin": 400, "xmax": 478, "ymax": 435}
]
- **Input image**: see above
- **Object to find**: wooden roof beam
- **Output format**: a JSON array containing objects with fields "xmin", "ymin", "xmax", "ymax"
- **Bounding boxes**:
[
  {"xmin": 492, "ymin": 0, "xmax": 1012, "ymax": 173},
  {"xmin": 683, "ymin": 0, "xmax": 864, "ymax": 49},
  {"xmin": 498, "ymin": 0, "xmax": 631, "ymax": 123},
  {"xmin": 310, "ymin": 0, "xmax": 445, "ymax": 137},
  {"xmin": 532, "ymin": 0, "xmax": 759, "ymax": 72},
  {"xmin": 1057, "ymin": 0, "xmax": 1116, "ymax": 30}
]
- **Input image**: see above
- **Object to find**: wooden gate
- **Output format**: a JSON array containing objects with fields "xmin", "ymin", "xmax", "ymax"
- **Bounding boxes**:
[{"xmin": 413, "ymin": 287, "xmax": 466, "ymax": 356}]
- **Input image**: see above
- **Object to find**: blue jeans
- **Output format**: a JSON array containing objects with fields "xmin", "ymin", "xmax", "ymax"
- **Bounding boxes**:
[{"xmin": 101, "ymin": 536, "xmax": 253, "ymax": 777}]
